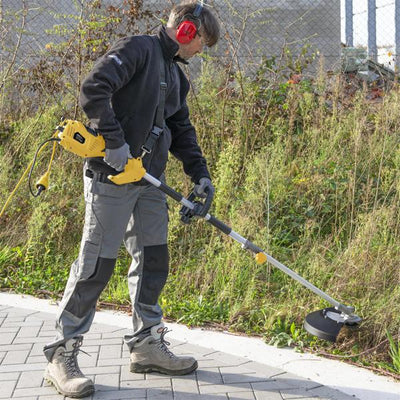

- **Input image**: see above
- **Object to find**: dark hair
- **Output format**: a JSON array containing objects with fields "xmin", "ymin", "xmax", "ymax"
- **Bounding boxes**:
[{"xmin": 168, "ymin": 1, "xmax": 220, "ymax": 47}]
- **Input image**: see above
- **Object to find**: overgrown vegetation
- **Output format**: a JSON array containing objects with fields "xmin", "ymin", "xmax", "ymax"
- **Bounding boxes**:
[{"xmin": 1, "ymin": 0, "xmax": 399, "ymax": 379}]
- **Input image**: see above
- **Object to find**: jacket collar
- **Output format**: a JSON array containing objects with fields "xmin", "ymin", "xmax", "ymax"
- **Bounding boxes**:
[{"xmin": 158, "ymin": 26, "xmax": 189, "ymax": 65}]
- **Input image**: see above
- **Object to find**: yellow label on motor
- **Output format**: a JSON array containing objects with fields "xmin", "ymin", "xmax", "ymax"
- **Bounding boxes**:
[{"xmin": 57, "ymin": 119, "xmax": 105, "ymax": 158}]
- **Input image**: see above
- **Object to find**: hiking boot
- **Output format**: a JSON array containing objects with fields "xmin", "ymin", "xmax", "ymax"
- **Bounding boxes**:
[
  {"xmin": 44, "ymin": 337, "xmax": 94, "ymax": 398},
  {"xmin": 130, "ymin": 323, "xmax": 198, "ymax": 375}
]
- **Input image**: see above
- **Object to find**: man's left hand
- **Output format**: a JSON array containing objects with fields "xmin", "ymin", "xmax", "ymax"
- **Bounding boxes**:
[{"xmin": 194, "ymin": 177, "xmax": 215, "ymax": 198}]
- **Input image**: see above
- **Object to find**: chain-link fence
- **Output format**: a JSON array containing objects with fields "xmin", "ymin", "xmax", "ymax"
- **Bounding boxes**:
[
  {"xmin": 4, "ymin": 1, "xmax": 400, "ymax": 68},
  {"xmin": 2, "ymin": 1, "xmax": 400, "ymax": 71},
  {"xmin": 1, "ymin": 0, "xmax": 398, "ymax": 119},
  {"xmin": 1, "ymin": 0, "xmax": 341, "ymax": 72}
]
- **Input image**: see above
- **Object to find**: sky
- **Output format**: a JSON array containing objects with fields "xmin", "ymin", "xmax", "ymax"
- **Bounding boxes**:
[{"xmin": 340, "ymin": 0, "xmax": 397, "ymax": 67}]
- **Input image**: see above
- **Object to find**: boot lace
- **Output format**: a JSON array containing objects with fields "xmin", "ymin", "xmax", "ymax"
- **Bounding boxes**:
[
  {"xmin": 154, "ymin": 328, "xmax": 178, "ymax": 359},
  {"xmin": 61, "ymin": 337, "xmax": 89, "ymax": 378}
]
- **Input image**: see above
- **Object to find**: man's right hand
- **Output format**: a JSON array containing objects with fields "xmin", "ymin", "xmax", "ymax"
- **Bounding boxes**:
[
  {"xmin": 104, "ymin": 143, "xmax": 132, "ymax": 171},
  {"xmin": 194, "ymin": 177, "xmax": 214, "ymax": 198}
]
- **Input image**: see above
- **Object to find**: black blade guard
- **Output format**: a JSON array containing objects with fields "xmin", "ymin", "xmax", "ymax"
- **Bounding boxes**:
[{"xmin": 303, "ymin": 307, "xmax": 346, "ymax": 342}]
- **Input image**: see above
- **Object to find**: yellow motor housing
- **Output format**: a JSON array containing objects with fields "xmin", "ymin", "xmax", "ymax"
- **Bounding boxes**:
[
  {"xmin": 56, "ymin": 119, "xmax": 106, "ymax": 158},
  {"xmin": 56, "ymin": 119, "xmax": 145, "ymax": 185}
]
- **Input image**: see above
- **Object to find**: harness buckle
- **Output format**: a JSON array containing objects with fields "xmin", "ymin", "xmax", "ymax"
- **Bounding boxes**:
[
  {"xmin": 151, "ymin": 126, "xmax": 163, "ymax": 137},
  {"xmin": 140, "ymin": 126, "xmax": 164, "ymax": 158}
]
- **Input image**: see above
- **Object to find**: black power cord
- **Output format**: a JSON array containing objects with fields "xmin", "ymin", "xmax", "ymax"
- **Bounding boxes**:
[{"xmin": 28, "ymin": 137, "xmax": 60, "ymax": 197}]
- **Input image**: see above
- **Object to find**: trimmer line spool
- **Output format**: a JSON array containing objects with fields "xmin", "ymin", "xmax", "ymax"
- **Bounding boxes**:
[{"xmin": 303, "ymin": 307, "xmax": 361, "ymax": 342}]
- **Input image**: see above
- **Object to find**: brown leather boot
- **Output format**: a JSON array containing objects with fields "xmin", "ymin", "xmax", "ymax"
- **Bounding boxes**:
[
  {"xmin": 44, "ymin": 337, "xmax": 94, "ymax": 398},
  {"xmin": 130, "ymin": 323, "xmax": 198, "ymax": 375}
]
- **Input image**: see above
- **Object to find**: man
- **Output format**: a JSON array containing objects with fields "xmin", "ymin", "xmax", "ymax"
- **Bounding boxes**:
[{"xmin": 43, "ymin": 1, "xmax": 220, "ymax": 398}]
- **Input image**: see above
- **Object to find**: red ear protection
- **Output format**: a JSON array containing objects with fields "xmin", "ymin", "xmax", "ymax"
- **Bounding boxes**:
[
  {"xmin": 175, "ymin": 1, "xmax": 204, "ymax": 44},
  {"xmin": 176, "ymin": 20, "xmax": 198, "ymax": 44}
]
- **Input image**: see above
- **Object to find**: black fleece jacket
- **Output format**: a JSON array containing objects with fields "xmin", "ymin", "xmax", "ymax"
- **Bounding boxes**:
[{"xmin": 80, "ymin": 26, "xmax": 210, "ymax": 183}]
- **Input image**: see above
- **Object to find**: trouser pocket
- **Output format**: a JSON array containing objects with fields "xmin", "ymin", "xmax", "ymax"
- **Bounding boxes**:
[
  {"xmin": 79, "ymin": 238, "xmax": 101, "ymax": 279},
  {"xmin": 77, "ymin": 215, "xmax": 103, "ymax": 279}
]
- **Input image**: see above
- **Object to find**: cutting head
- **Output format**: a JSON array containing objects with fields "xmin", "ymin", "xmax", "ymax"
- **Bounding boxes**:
[{"xmin": 303, "ymin": 307, "xmax": 362, "ymax": 342}]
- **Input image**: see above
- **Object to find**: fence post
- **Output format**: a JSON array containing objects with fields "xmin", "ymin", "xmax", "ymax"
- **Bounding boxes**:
[
  {"xmin": 368, "ymin": 0, "xmax": 377, "ymax": 61},
  {"xmin": 396, "ymin": 0, "xmax": 400, "ymax": 70},
  {"xmin": 345, "ymin": 0, "xmax": 353, "ymax": 47}
]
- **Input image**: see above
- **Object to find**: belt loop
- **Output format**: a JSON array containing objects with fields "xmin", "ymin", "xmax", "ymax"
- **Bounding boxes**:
[{"xmin": 85, "ymin": 169, "xmax": 94, "ymax": 179}]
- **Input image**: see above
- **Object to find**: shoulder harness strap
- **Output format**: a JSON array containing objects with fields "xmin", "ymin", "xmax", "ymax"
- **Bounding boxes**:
[{"xmin": 141, "ymin": 38, "xmax": 167, "ymax": 158}]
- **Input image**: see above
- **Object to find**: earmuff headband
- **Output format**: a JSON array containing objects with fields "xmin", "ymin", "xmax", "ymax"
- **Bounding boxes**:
[
  {"xmin": 193, "ymin": 0, "xmax": 204, "ymax": 19},
  {"xmin": 175, "ymin": 1, "xmax": 206, "ymax": 44}
]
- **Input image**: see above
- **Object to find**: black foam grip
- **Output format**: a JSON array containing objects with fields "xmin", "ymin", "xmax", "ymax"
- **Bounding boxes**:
[
  {"xmin": 207, "ymin": 216, "xmax": 232, "ymax": 235},
  {"xmin": 158, "ymin": 182, "xmax": 183, "ymax": 202}
]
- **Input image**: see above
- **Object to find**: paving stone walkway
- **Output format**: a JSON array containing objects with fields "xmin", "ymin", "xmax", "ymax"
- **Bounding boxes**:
[{"xmin": 0, "ymin": 304, "xmax": 358, "ymax": 400}]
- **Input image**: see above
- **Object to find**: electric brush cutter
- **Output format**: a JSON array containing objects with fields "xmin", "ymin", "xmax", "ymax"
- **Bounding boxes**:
[{"xmin": 45, "ymin": 119, "xmax": 364, "ymax": 341}]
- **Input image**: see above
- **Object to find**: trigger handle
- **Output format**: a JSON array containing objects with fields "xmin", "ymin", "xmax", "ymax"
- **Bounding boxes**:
[{"xmin": 107, "ymin": 158, "xmax": 146, "ymax": 185}]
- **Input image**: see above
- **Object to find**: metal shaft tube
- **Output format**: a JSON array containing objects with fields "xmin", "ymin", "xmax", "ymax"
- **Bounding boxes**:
[
  {"xmin": 143, "ymin": 172, "xmax": 354, "ymax": 315},
  {"xmin": 206, "ymin": 221, "xmax": 344, "ymax": 310}
]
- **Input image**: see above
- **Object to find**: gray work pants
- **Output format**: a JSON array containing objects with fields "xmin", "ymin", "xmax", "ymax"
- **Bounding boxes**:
[{"xmin": 44, "ymin": 167, "xmax": 169, "ymax": 361}]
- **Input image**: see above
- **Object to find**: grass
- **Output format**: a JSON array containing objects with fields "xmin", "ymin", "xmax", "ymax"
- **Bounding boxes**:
[
  {"xmin": 0, "ymin": 60, "xmax": 400, "ymax": 377},
  {"xmin": 387, "ymin": 330, "xmax": 400, "ymax": 373}
]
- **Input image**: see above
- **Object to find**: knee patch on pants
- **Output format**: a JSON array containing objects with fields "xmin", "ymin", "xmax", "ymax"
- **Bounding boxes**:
[
  {"xmin": 65, "ymin": 257, "xmax": 116, "ymax": 318},
  {"xmin": 138, "ymin": 244, "xmax": 169, "ymax": 305}
]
